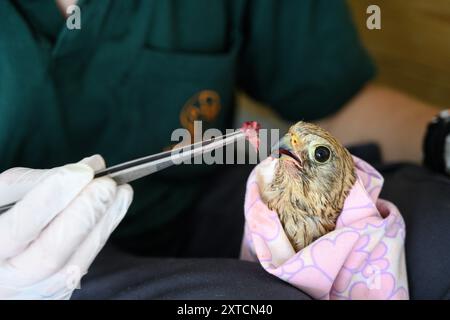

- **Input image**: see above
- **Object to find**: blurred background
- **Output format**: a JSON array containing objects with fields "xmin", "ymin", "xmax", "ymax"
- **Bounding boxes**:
[
  {"xmin": 348, "ymin": 0, "xmax": 450, "ymax": 108},
  {"xmin": 237, "ymin": 0, "xmax": 450, "ymax": 131}
]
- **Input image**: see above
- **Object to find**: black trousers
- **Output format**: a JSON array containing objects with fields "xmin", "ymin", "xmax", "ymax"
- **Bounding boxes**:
[{"xmin": 72, "ymin": 152, "xmax": 450, "ymax": 300}]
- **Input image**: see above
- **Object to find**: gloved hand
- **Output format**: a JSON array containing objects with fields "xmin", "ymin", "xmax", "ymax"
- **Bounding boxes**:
[{"xmin": 0, "ymin": 155, "xmax": 133, "ymax": 299}]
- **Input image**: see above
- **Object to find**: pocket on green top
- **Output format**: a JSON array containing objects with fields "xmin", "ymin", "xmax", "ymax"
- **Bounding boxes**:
[{"xmin": 113, "ymin": 35, "xmax": 242, "ymax": 165}]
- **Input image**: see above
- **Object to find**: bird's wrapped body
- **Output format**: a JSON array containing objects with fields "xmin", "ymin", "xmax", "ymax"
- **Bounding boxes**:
[
  {"xmin": 241, "ymin": 121, "xmax": 409, "ymax": 299},
  {"xmin": 256, "ymin": 122, "xmax": 356, "ymax": 251}
]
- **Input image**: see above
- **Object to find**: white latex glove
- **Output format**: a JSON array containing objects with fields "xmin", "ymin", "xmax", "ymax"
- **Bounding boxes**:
[{"xmin": 0, "ymin": 155, "xmax": 133, "ymax": 300}]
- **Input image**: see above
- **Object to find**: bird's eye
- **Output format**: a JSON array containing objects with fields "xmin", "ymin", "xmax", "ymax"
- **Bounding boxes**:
[{"xmin": 314, "ymin": 146, "xmax": 331, "ymax": 163}]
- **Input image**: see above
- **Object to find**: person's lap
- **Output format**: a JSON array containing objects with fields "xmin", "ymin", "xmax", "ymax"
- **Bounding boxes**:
[
  {"xmin": 73, "ymin": 154, "xmax": 450, "ymax": 300},
  {"xmin": 379, "ymin": 164, "xmax": 450, "ymax": 299},
  {"xmin": 71, "ymin": 245, "xmax": 310, "ymax": 300}
]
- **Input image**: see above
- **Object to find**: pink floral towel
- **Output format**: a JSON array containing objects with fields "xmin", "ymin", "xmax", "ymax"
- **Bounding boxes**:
[{"xmin": 240, "ymin": 156, "xmax": 409, "ymax": 300}]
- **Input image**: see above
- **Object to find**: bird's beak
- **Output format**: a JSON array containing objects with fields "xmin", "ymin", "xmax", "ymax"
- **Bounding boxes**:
[
  {"xmin": 272, "ymin": 134, "xmax": 292, "ymax": 154},
  {"xmin": 271, "ymin": 134, "xmax": 303, "ymax": 167}
]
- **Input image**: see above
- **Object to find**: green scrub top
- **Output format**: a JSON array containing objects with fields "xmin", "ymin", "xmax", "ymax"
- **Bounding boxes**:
[{"xmin": 0, "ymin": 0, "xmax": 374, "ymax": 252}]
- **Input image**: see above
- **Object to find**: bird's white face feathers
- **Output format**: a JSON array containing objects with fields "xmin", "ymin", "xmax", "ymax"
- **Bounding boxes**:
[{"xmin": 255, "ymin": 156, "xmax": 277, "ymax": 187}]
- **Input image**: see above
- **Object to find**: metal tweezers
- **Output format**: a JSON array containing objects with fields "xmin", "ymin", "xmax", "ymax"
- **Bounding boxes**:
[{"xmin": 0, "ymin": 130, "xmax": 246, "ymax": 215}]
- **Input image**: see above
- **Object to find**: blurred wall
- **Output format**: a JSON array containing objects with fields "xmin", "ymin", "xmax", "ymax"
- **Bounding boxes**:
[
  {"xmin": 237, "ymin": 0, "xmax": 450, "ymax": 129},
  {"xmin": 347, "ymin": 0, "xmax": 450, "ymax": 108}
]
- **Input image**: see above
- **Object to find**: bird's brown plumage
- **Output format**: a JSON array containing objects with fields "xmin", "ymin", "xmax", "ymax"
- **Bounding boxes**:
[{"xmin": 256, "ymin": 122, "xmax": 356, "ymax": 252}]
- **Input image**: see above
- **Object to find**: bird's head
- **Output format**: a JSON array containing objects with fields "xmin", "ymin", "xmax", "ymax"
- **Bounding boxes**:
[{"xmin": 257, "ymin": 121, "xmax": 356, "ymax": 222}]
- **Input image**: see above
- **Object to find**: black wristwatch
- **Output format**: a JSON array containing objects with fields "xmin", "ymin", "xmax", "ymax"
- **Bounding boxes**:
[{"xmin": 423, "ymin": 110, "xmax": 450, "ymax": 175}]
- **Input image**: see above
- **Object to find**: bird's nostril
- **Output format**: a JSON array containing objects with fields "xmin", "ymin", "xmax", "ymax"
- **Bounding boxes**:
[{"xmin": 291, "ymin": 135, "xmax": 297, "ymax": 145}]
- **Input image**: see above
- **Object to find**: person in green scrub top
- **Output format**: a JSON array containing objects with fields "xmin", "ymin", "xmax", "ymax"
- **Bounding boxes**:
[{"xmin": 0, "ymin": 0, "xmax": 447, "ymax": 299}]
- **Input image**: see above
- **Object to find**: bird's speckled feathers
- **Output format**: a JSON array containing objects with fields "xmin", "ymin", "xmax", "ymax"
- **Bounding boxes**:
[{"xmin": 256, "ymin": 122, "xmax": 356, "ymax": 251}]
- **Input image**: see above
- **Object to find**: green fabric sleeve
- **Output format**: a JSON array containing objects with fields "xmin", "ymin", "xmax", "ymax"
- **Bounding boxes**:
[{"xmin": 238, "ymin": 0, "xmax": 376, "ymax": 121}]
